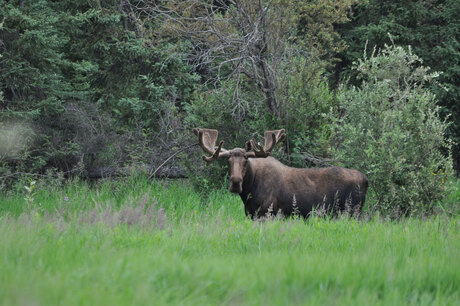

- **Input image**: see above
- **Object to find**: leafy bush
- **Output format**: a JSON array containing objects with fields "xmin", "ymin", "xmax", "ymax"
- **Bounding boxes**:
[
  {"xmin": 333, "ymin": 44, "xmax": 453, "ymax": 215},
  {"xmin": 335, "ymin": 0, "xmax": 460, "ymax": 174}
]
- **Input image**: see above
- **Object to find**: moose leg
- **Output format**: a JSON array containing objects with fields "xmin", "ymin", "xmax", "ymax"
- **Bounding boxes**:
[{"xmin": 257, "ymin": 199, "xmax": 279, "ymax": 218}]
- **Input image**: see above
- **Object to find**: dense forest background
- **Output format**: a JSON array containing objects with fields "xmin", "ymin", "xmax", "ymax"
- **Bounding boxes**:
[{"xmin": 0, "ymin": 0, "xmax": 458, "ymax": 212}]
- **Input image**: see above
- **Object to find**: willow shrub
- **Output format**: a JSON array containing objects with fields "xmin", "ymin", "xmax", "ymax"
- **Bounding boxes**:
[{"xmin": 333, "ymin": 44, "xmax": 453, "ymax": 215}]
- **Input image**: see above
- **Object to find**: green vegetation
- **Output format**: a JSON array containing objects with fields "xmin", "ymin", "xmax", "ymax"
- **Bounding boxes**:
[
  {"xmin": 1, "ymin": 178, "xmax": 459, "ymax": 305},
  {"xmin": 1, "ymin": 1, "xmax": 459, "ymax": 304},
  {"xmin": 332, "ymin": 44, "xmax": 452, "ymax": 214},
  {"xmin": 1, "ymin": 0, "xmax": 458, "ymax": 214},
  {"xmin": 335, "ymin": 0, "xmax": 460, "ymax": 172}
]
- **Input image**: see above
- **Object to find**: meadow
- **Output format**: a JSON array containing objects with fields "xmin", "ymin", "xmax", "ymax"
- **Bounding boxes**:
[{"xmin": 0, "ymin": 177, "xmax": 459, "ymax": 305}]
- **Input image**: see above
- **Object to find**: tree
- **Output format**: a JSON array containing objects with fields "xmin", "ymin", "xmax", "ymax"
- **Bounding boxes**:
[
  {"xmin": 134, "ymin": 0, "xmax": 357, "ymax": 120},
  {"xmin": 0, "ymin": 0, "xmax": 199, "ymax": 187},
  {"xmin": 333, "ymin": 44, "xmax": 452, "ymax": 215},
  {"xmin": 133, "ymin": 0, "xmax": 298, "ymax": 119},
  {"xmin": 334, "ymin": 0, "xmax": 460, "ymax": 174}
]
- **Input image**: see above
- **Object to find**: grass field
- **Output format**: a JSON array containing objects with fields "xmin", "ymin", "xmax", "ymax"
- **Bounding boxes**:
[{"xmin": 1, "ymin": 177, "xmax": 459, "ymax": 305}]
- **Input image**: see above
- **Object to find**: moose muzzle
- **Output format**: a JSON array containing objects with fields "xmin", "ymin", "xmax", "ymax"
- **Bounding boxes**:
[{"xmin": 229, "ymin": 176, "xmax": 243, "ymax": 194}]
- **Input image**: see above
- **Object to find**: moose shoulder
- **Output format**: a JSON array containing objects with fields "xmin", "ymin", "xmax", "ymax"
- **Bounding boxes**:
[{"xmin": 194, "ymin": 128, "xmax": 368, "ymax": 218}]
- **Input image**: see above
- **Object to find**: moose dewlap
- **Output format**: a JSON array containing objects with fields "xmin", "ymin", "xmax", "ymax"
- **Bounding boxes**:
[{"xmin": 194, "ymin": 128, "xmax": 368, "ymax": 218}]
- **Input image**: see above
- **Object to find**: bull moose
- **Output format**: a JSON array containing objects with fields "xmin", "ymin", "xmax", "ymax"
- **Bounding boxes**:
[{"xmin": 194, "ymin": 128, "xmax": 368, "ymax": 218}]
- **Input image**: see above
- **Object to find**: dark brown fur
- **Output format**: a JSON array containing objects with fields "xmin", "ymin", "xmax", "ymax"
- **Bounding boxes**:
[
  {"xmin": 228, "ymin": 151, "xmax": 368, "ymax": 218},
  {"xmin": 194, "ymin": 128, "xmax": 368, "ymax": 219}
]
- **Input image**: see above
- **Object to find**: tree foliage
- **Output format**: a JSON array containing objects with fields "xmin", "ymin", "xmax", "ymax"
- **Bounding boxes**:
[
  {"xmin": 335, "ymin": 0, "xmax": 460, "ymax": 172},
  {"xmin": 0, "ymin": 0, "xmax": 198, "ymax": 185},
  {"xmin": 0, "ymin": 0, "xmax": 456, "ymax": 213}
]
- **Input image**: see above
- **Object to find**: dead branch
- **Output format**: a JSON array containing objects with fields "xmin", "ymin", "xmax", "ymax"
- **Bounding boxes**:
[{"xmin": 128, "ymin": 0, "xmax": 296, "ymax": 119}]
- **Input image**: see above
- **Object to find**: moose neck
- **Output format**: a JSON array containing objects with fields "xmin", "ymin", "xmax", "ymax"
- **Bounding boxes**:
[{"xmin": 239, "ymin": 159, "xmax": 255, "ymax": 205}]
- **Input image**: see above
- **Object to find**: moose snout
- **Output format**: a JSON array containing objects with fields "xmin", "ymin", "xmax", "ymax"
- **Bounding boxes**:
[{"xmin": 229, "ymin": 176, "xmax": 243, "ymax": 194}]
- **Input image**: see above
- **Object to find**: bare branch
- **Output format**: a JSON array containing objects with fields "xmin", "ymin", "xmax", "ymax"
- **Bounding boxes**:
[{"xmin": 128, "ymin": 0, "xmax": 296, "ymax": 119}]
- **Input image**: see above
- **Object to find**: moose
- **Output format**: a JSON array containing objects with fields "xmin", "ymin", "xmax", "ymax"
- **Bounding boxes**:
[{"xmin": 194, "ymin": 128, "xmax": 368, "ymax": 218}]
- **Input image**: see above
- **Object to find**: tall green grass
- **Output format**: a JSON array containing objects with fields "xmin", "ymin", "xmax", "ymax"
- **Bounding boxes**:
[{"xmin": 0, "ymin": 177, "xmax": 459, "ymax": 305}]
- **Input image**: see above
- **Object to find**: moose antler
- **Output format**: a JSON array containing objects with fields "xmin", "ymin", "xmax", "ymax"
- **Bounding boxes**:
[
  {"xmin": 193, "ymin": 128, "xmax": 230, "ymax": 164},
  {"xmin": 246, "ymin": 129, "xmax": 285, "ymax": 158}
]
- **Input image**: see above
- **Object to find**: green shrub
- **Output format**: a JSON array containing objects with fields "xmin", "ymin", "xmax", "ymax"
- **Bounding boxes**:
[{"xmin": 333, "ymin": 44, "xmax": 453, "ymax": 215}]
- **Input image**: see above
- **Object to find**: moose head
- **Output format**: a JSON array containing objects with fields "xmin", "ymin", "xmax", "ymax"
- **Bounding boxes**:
[{"xmin": 193, "ymin": 128, "xmax": 285, "ymax": 194}]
